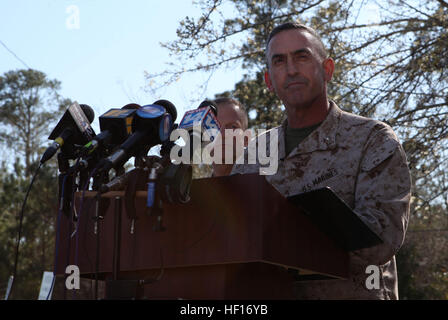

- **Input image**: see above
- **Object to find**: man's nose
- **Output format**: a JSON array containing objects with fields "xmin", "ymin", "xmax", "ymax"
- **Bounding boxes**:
[{"xmin": 286, "ymin": 57, "xmax": 299, "ymax": 75}]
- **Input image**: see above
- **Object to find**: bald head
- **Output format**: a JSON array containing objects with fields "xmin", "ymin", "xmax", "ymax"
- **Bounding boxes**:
[{"xmin": 214, "ymin": 97, "xmax": 249, "ymax": 130}]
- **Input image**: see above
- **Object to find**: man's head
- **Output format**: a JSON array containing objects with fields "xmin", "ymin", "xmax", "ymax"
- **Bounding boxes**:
[
  {"xmin": 264, "ymin": 22, "xmax": 334, "ymax": 115},
  {"xmin": 213, "ymin": 97, "xmax": 250, "ymax": 164},
  {"xmin": 214, "ymin": 97, "xmax": 248, "ymax": 131}
]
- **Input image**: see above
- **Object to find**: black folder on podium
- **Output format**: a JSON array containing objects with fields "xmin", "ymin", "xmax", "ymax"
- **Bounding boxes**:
[{"xmin": 288, "ymin": 187, "xmax": 383, "ymax": 251}]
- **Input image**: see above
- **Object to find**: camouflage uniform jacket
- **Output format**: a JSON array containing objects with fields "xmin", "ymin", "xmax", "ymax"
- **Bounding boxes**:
[{"xmin": 231, "ymin": 101, "xmax": 411, "ymax": 299}]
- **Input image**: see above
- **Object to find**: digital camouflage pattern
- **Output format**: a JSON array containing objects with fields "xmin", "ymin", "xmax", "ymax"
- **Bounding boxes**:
[{"xmin": 231, "ymin": 101, "xmax": 411, "ymax": 299}]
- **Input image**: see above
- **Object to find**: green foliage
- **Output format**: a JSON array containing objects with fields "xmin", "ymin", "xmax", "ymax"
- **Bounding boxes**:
[
  {"xmin": 397, "ymin": 202, "xmax": 448, "ymax": 299},
  {"xmin": 215, "ymin": 72, "xmax": 283, "ymax": 129},
  {"xmin": 0, "ymin": 160, "xmax": 59, "ymax": 299},
  {"xmin": 0, "ymin": 69, "xmax": 66, "ymax": 299},
  {"xmin": 0, "ymin": 69, "xmax": 69, "ymax": 175}
]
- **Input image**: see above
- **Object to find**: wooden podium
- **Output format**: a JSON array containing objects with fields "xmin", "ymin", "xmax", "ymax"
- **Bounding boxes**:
[{"xmin": 55, "ymin": 173, "xmax": 350, "ymax": 299}]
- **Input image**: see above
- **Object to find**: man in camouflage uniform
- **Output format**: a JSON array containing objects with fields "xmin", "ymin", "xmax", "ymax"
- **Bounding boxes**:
[{"xmin": 231, "ymin": 22, "xmax": 411, "ymax": 299}]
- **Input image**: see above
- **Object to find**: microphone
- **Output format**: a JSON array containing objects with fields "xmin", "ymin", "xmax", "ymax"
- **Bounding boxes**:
[
  {"xmin": 153, "ymin": 99, "xmax": 177, "ymax": 123},
  {"xmin": 78, "ymin": 104, "xmax": 141, "ymax": 157},
  {"xmin": 97, "ymin": 100, "xmax": 176, "ymax": 172},
  {"xmin": 179, "ymin": 100, "xmax": 220, "ymax": 138},
  {"xmin": 177, "ymin": 100, "xmax": 221, "ymax": 160},
  {"xmin": 40, "ymin": 102, "xmax": 95, "ymax": 164},
  {"xmin": 198, "ymin": 99, "xmax": 218, "ymax": 116}
]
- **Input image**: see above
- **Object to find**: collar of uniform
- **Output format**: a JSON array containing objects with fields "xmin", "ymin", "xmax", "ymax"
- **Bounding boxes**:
[
  {"xmin": 258, "ymin": 125, "xmax": 287, "ymax": 161},
  {"xmin": 282, "ymin": 101, "xmax": 341, "ymax": 158}
]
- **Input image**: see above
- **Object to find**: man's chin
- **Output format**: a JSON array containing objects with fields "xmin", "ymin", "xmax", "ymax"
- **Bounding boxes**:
[
  {"xmin": 284, "ymin": 96, "xmax": 316, "ymax": 110},
  {"xmin": 286, "ymin": 102, "xmax": 310, "ymax": 110}
]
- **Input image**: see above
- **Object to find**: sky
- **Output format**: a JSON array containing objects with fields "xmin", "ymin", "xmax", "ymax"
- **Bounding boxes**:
[
  {"xmin": 0, "ymin": 0, "xmax": 383, "ymax": 135},
  {"xmin": 0, "ymin": 0, "xmax": 246, "ymax": 133}
]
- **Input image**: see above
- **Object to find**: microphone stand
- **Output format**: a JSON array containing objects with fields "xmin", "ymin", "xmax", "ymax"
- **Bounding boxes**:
[
  {"xmin": 104, "ymin": 194, "xmax": 144, "ymax": 300},
  {"xmin": 56, "ymin": 153, "xmax": 73, "ymax": 300},
  {"xmin": 112, "ymin": 196, "xmax": 122, "ymax": 282},
  {"xmin": 103, "ymin": 156, "xmax": 169, "ymax": 300}
]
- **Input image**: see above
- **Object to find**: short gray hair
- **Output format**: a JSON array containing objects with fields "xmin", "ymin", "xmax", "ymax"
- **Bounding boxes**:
[{"xmin": 265, "ymin": 22, "xmax": 328, "ymax": 67}]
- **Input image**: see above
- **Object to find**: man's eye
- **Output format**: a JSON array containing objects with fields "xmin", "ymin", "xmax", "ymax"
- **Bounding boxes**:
[
  {"xmin": 295, "ymin": 54, "xmax": 308, "ymax": 61},
  {"xmin": 272, "ymin": 57, "xmax": 285, "ymax": 65}
]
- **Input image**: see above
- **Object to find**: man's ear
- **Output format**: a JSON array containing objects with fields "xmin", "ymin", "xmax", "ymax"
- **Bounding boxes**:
[
  {"xmin": 264, "ymin": 71, "xmax": 274, "ymax": 92},
  {"xmin": 323, "ymin": 57, "xmax": 335, "ymax": 82}
]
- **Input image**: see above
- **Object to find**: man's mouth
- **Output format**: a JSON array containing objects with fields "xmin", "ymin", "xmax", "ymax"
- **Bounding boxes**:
[{"xmin": 285, "ymin": 81, "xmax": 307, "ymax": 89}]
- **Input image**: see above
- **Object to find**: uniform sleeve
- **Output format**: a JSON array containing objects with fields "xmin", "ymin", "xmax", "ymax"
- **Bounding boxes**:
[
  {"xmin": 352, "ymin": 124, "xmax": 411, "ymax": 266},
  {"xmin": 230, "ymin": 132, "xmax": 263, "ymax": 175},
  {"xmin": 230, "ymin": 147, "xmax": 258, "ymax": 175}
]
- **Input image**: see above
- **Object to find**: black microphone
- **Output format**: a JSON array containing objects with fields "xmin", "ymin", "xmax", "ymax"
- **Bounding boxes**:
[
  {"xmin": 153, "ymin": 99, "xmax": 177, "ymax": 122},
  {"xmin": 198, "ymin": 99, "xmax": 218, "ymax": 116},
  {"xmin": 78, "ymin": 104, "xmax": 141, "ymax": 157},
  {"xmin": 97, "ymin": 100, "xmax": 176, "ymax": 172},
  {"xmin": 40, "ymin": 102, "xmax": 95, "ymax": 164}
]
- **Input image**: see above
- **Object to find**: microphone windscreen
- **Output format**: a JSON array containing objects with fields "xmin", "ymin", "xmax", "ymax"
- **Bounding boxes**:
[
  {"xmin": 153, "ymin": 99, "xmax": 177, "ymax": 122},
  {"xmin": 79, "ymin": 104, "xmax": 95, "ymax": 123},
  {"xmin": 198, "ymin": 100, "xmax": 218, "ymax": 116},
  {"xmin": 122, "ymin": 103, "xmax": 141, "ymax": 110}
]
